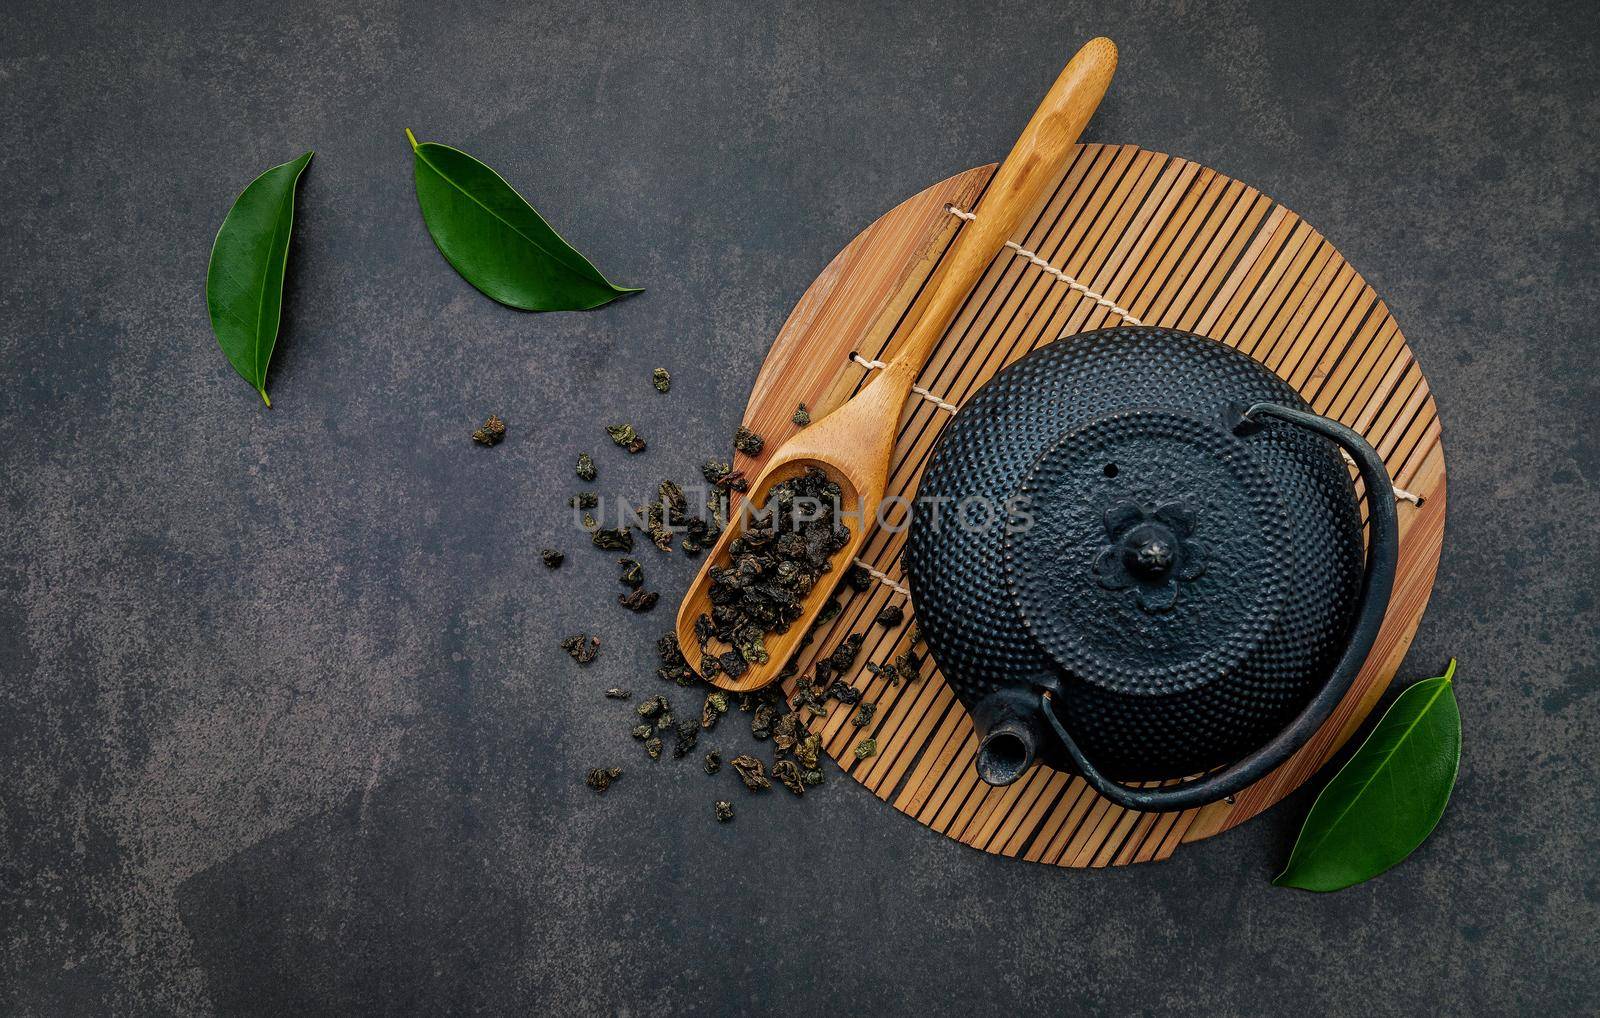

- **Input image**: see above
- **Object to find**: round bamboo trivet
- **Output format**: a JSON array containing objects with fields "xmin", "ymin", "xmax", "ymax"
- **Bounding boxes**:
[{"xmin": 734, "ymin": 144, "xmax": 1447, "ymax": 867}]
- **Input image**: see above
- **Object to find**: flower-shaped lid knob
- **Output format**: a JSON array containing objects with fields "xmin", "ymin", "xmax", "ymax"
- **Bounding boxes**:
[
  {"xmin": 1004, "ymin": 407, "xmax": 1293, "ymax": 697},
  {"xmin": 1091, "ymin": 501, "xmax": 1207, "ymax": 612}
]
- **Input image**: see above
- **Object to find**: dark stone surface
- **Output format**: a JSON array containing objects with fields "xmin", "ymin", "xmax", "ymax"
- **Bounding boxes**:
[{"xmin": 1, "ymin": 1, "xmax": 1595, "ymax": 1014}]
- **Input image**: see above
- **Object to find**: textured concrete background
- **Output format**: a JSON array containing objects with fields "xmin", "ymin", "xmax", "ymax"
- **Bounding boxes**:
[{"xmin": 2, "ymin": 0, "xmax": 1596, "ymax": 1014}]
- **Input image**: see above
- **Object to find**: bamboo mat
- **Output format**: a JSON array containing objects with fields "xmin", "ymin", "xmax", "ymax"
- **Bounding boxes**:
[{"xmin": 732, "ymin": 144, "xmax": 1446, "ymax": 867}]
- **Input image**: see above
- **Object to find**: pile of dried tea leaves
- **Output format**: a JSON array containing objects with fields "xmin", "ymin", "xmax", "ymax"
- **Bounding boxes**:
[
  {"xmin": 575, "ymin": 621, "xmax": 896, "ymax": 820},
  {"xmin": 585, "ymin": 616, "xmax": 841, "ymax": 822},
  {"xmin": 691, "ymin": 466, "xmax": 850, "ymax": 682},
  {"xmin": 553, "ymin": 391, "xmax": 914, "ymax": 825}
]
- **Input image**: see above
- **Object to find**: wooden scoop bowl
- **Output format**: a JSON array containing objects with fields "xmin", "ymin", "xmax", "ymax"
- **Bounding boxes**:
[{"xmin": 677, "ymin": 37, "xmax": 1119, "ymax": 692}]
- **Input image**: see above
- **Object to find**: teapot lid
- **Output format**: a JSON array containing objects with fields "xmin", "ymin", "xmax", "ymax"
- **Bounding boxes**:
[{"xmin": 1003, "ymin": 406, "xmax": 1293, "ymax": 696}]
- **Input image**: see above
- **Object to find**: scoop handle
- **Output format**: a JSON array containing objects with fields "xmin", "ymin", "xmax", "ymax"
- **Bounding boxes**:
[
  {"xmin": 875, "ymin": 37, "xmax": 1118, "ymax": 390},
  {"xmin": 1040, "ymin": 404, "xmax": 1402, "ymax": 813}
]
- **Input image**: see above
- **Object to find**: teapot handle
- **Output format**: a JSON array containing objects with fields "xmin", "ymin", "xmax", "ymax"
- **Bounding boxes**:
[{"xmin": 1038, "ymin": 402, "xmax": 1402, "ymax": 813}]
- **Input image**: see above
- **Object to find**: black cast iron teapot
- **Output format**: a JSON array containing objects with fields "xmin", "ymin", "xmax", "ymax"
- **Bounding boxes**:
[{"xmin": 904, "ymin": 328, "xmax": 1398, "ymax": 812}]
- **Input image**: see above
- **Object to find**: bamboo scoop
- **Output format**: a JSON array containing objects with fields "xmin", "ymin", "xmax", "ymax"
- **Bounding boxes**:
[{"xmin": 678, "ymin": 37, "xmax": 1119, "ymax": 692}]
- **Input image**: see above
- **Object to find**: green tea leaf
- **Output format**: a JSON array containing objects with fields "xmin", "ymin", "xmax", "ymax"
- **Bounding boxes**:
[
  {"xmin": 405, "ymin": 129, "xmax": 641, "ymax": 311},
  {"xmin": 205, "ymin": 151, "xmax": 313, "ymax": 406},
  {"xmin": 1275, "ymin": 659, "xmax": 1461, "ymax": 892}
]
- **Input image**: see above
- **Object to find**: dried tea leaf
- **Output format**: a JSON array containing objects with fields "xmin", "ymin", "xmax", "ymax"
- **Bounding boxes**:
[
  {"xmin": 751, "ymin": 701, "xmax": 776, "ymax": 740},
  {"xmin": 791, "ymin": 676, "xmax": 826, "ymax": 718},
  {"xmin": 569, "ymin": 492, "xmax": 599, "ymax": 510},
  {"xmin": 814, "ymin": 598, "xmax": 842, "ymax": 627},
  {"xmin": 866, "ymin": 648, "xmax": 923, "ymax": 686},
  {"xmin": 851, "ymin": 701, "xmax": 876, "ymax": 728},
  {"xmin": 795, "ymin": 734, "xmax": 821, "ymax": 771},
  {"xmin": 658, "ymin": 479, "xmax": 687, "ymax": 519},
  {"xmin": 732, "ymin": 426, "xmax": 764, "ymax": 456},
  {"xmin": 672, "ymin": 719, "xmax": 700, "ymax": 758},
  {"xmin": 652, "ymin": 367, "xmax": 671, "ymax": 393},
  {"xmin": 772, "ymin": 759, "xmax": 805, "ymax": 796},
  {"xmin": 853, "ymin": 738, "xmax": 877, "ymax": 761},
  {"xmin": 681, "ymin": 515, "xmax": 713, "ymax": 557},
  {"xmin": 792, "ymin": 402, "xmax": 811, "ymax": 427},
  {"xmin": 637, "ymin": 495, "xmax": 675, "ymax": 553},
  {"xmin": 617, "ymin": 558, "xmax": 644, "ymax": 589},
  {"xmin": 828, "ymin": 683, "xmax": 863, "ymax": 706},
  {"xmin": 845, "ymin": 565, "xmax": 874, "ymax": 592},
  {"xmin": 541, "ymin": 549, "xmax": 564, "ymax": 569},
  {"xmin": 656, "ymin": 632, "xmax": 697, "ymax": 686},
  {"xmin": 560, "ymin": 634, "xmax": 600, "ymax": 665},
  {"xmin": 831, "ymin": 636, "xmax": 866, "ymax": 670},
  {"xmin": 585, "ymin": 766, "xmax": 622, "ymax": 794},
  {"xmin": 898, "ymin": 647, "xmax": 923, "ymax": 681},
  {"xmin": 657, "ymin": 631, "xmax": 686, "ymax": 663},
  {"xmin": 691, "ymin": 615, "xmax": 715, "ymax": 652},
  {"xmin": 576, "ymin": 452, "xmax": 597, "ymax": 482},
  {"xmin": 471, "ymin": 414, "xmax": 506, "ymax": 446},
  {"xmin": 703, "ymin": 751, "xmax": 722, "ymax": 775},
  {"xmin": 875, "ymin": 604, "xmax": 905, "ymax": 628},
  {"xmin": 801, "ymin": 768, "xmax": 824, "ymax": 787},
  {"xmin": 591, "ymin": 526, "xmax": 633, "ymax": 551},
  {"xmin": 604, "ymin": 687, "xmax": 632, "ymax": 700},
  {"xmin": 619, "ymin": 589, "xmax": 659, "ymax": 613},
  {"xmin": 719, "ymin": 650, "xmax": 748, "ymax": 680},
  {"xmin": 730, "ymin": 754, "xmax": 770, "ymax": 791},
  {"xmin": 644, "ymin": 737, "xmax": 662, "ymax": 760},
  {"xmin": 701, "ymin": 458, "xmax": 732, "ymax": 484},
  {"xmin": 606, "ymin": 423, "xmax": 646, "ymax": 453},
  {"xmin": 771, "ymin": 711, "xmax": 804, "ymax": 753},
  {"xmin": 640, "ymin": 520, "xmax": 672, "ymax": 554},
  {"xmin": 715, "ymin": 800, "xmax": 734, "ymax": 823},
  {"xmin": 736, "ymin": 628, "xmax": 769, "ymax": 665},
  {"xmin": 828, "ymin": 633, "xmax": 865, "ymax": 673},
  {"xmin": 701, "ymin": 691, "xmax": 729, "ymax": 730},
  {"xmin": 637, "ymin": 695, "xmax": 669, "ymax": 719}
]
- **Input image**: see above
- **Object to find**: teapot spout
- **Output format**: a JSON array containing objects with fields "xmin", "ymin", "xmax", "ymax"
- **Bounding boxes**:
[{"xmin": 972, "ymin": 688, "xmax": 1045, "ymax": 786}]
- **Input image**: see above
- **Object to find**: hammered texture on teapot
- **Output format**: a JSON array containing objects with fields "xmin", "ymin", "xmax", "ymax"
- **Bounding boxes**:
[{"xmin": 906, "ymin": 329, "xmax": 1365, "ymax": 780}]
